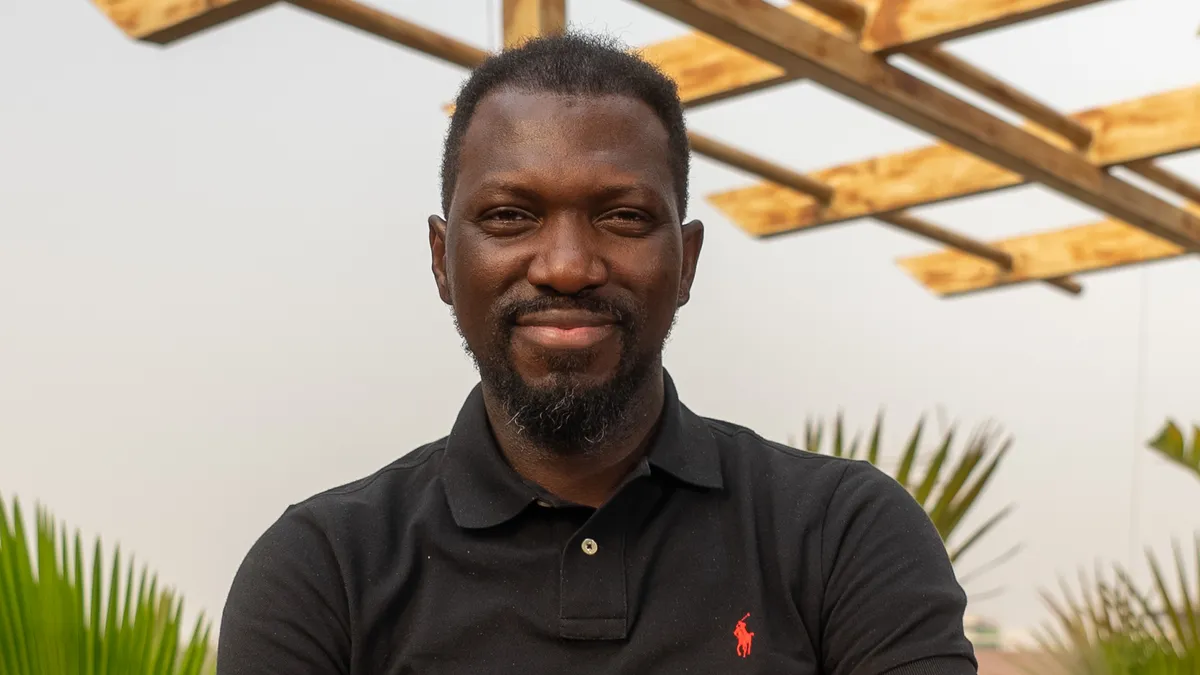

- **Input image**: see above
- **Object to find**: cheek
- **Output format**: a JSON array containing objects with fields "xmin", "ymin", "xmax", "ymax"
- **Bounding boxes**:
[
  {"xmin": 647, "ymin": 273, "xmax": 683, "ymax": 326},
  {"xmin": 646, "ymin": 240, "xmax": 685, "ymax": 297},
  {"xmin": 619, "ymin": 256, "xmax": 683, "ymax": 329},
  {"xmin": 447, "ymin": 241, "xmax": 522, "ymax": 329},
  {"xmin": 447, "ymin": 240, "xmax": 496, "ymax": 300}
]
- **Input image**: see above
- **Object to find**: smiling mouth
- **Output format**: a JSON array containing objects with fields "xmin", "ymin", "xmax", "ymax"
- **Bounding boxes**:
[{"xmin": 513, "ymin": 309, "xmax": 619, "ymax": 350}]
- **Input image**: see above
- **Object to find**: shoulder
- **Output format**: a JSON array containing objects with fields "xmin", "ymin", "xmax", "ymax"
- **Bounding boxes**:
[
  {"xmin": 701, "ymin": 414, "xmax": 888, "ymax": 493},
  {"xmin": 295, "ymin": 439, "xmax": 447, "ymax": 515},
  {"xmin": 245, "ymin": 439, "xmax": 449, "ymax": 563},
  {"xmin": 699, "ymin": 414, "xmax": 924, "ymax": 533}
]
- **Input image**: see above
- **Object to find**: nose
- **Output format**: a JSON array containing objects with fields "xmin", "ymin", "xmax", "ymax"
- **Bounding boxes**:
[{"xmin": 526, "ymin": 214, "xmax": 608, "ymax": 295}]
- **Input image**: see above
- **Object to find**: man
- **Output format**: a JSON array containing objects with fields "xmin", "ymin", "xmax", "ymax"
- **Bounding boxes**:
[{"xmin": 218, "ymin": 34, "xmax": 977, "ymax": 674}]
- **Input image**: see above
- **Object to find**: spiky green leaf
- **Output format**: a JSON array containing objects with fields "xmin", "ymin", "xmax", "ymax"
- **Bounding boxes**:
[{"xmin": 0, "ymin": 495, "xmax": 214, "ymax": 675}]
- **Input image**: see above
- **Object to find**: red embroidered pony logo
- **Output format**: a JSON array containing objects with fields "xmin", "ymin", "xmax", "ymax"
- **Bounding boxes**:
[{"xmin": 733, "ymin": 613, "xmax": 755, "ymax": 658}]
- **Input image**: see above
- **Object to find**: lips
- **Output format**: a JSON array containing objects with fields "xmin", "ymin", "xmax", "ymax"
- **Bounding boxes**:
[{"xmin": 513, "ymin": 309, "xmax": 619, "ymax": 350}]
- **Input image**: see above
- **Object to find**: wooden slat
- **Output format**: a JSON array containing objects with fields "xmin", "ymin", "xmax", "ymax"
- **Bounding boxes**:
[
  {"xmin": 637, "ymin": 0, "xmax": 1108, "ymax": 107},
  {"xmin": 503, "ymin": 0, "xmax": 567, "ymax": 49},
  {"xmin": 1124, "ymin": 160, "xmax": 1200, "ymax": 205},
  {"xmin": 906, "ymin": 48, "xmax": 1093, "ymax": 149},
  {"xmin": 709, "ymin": 84, "xmax": 1200, "ymax": 237},
  {"xmin": 287, "ymin": 0, "xmax": 489, "ymax": 68},
  {"xmin": 897, "ymin": 214, "xmax": 1195, "ymax": 297},
  {"xmin": 876, "ymin": 213, "xmax": 1084, "ymax": 295},
  {"xmin": 689, "ymin": 131, "xmax": 1085, "ymax": 294},
  {"xmin": 90, "ymin": 0, "xmax": 276, "ymax": 43},
  {"xmin": 640, "ymin": 0, "xmax": 1200, "ymax": 251}
]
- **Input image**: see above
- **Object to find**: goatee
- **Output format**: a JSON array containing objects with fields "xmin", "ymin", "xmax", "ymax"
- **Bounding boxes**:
[{"xmin": 454, "ymin": 295, "xmax": 664, "ymax": 455}]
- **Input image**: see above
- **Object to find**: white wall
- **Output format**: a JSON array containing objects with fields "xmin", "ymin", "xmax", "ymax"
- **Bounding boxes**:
[{"xmin": 2, "ymin": 0, "xmax": 1198, "ymax": 637}]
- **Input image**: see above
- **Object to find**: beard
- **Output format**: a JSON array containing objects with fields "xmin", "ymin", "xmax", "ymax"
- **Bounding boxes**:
[{"xmin": 455, "ymin": 293, "xmax": 667, "ymax": 455}]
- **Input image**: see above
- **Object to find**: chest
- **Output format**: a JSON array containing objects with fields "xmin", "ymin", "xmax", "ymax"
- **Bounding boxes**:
[{"xmin": 348, "ymin": 490, "xmax": 824, "ymax": 675}]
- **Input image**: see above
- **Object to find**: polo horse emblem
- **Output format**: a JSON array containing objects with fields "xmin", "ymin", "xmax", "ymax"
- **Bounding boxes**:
[{"xmin": 733, "ymin": 613, "xmax": 755, "ymax": 658}]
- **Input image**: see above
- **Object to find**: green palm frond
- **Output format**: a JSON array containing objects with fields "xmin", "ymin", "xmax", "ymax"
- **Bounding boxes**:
[
  {"xmin": 1032, "ymin": 419, "xmax": 1200, "ymax": 674},
  {"xmin": 0, "ymin": 494, "xmax": 214, "ymax": 675},
  {"xmin": 1037, "ymin": 534, "xmax": 1200, "ymax": 675},
  {"xmin": 797, "ymin": 412, "xmax": 1015, "ymax": 580},
  {"xmin": 1148, "ymin": 420, "xmax": 1200, "ymax": 483}
]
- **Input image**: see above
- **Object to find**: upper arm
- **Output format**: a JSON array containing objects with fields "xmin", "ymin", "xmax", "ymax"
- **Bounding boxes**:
[
  {"xmin": 819, "ymin": 462, "xmax": 977, "ymax": 675},
  {"xmin": 218, "ymin": 504, "xmax": 351, "ymax": 675}
]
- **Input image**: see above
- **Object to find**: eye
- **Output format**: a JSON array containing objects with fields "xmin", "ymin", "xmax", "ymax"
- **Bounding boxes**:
[
  {"xmin": 479, "ymin": 207, "xmax": 537, "ymax": 234},
  {"xmin": 607, "ymin": 209, "xmax": 647, "ymax": 221},
  {"xmin": 599, "ymin": 209, "xmax": 655, "ymax": 234},
  {"xmin": 484, "ymin": 208, "xmax": 533, "ymax": 222}
]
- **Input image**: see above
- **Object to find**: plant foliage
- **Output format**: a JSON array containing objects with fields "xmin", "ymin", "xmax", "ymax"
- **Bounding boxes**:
[
  {"xmin": 1149, "ymin": 420, "xmax": 1200, "ymax": 484},
  {"xmin": 1036, "ymin": 535, "xmax": 1200, "ymax": 675},
  {"xmin": 0, "ymin": 494, "xmax": 214, "ymax": 675},
  {"xmin": 1035, "ymin": 419, "xmax": 1200, "ymax": 674}
]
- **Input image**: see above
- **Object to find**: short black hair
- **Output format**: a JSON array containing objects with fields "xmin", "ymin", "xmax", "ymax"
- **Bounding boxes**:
[{"xmin": 439, "ymin": 32, "xmax": 689, "ymax": 218}]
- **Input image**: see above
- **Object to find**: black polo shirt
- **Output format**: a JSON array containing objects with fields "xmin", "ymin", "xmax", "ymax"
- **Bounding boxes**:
[{"xmin": 218, "ymin": 374, "xmax": 977, "ymax": 674}]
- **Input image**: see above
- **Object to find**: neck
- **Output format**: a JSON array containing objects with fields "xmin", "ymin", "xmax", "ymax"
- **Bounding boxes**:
[{"xmin": 482, "ymin": 369, "xmax": 666, "ymax": 508}]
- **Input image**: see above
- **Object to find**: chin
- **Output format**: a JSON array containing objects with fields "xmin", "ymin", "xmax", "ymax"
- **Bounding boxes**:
[
  {"xmin": 509, "ymin": 341, "xmax": 623, "ymax": 387},
  {"xmin": 516, "ymin": 362, "xmax": 619, "ymax": 392}
]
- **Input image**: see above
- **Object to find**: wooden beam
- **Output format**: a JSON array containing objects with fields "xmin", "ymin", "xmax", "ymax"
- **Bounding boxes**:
[
  {"xmin": 879, "ymin": 212, "xmax": 1013, "ymax": 269},
  {"xmin": 637, "ymin": 4, "xmax": 838, "ymax": 107},
  {"xmin": 905, "ymin": 48, "xmax": 1093, "ymax": 149},
  {"xmin": 688, "ymin": 132, "xmax": 834, "ymax": 204},
  {"xmin": 875, "ymin": 212, "xmax": 1083, "ymax": 295},
  {"xmin": 287, "ymin": 0, "xmax": 489, "ymax": 68},
  {"xmin": 798, "ymin": 0, "xmax": 866, "ymax": 34},
  {"xmin": 708, "ymin": 84, "xmax": 1200, "ymax": 237},
  {"xmin": 91, "ymin": 0, "xmax": 1107, "ymax": 123},
  {"xmin": 90, "ymin": 0, "xmax": 1110, "ymax": 148},
  {"xmin": 639, "ymin": 0, "xmax": 1200, "ymax": 251},
  {"xmin": 503, "ymin": 0, "xmax": 567, "ymax": 49},
  {"xmin": 860, "ymin": 0, "xmax": 1104, "ymax": 54},
  {"xmin": 1046, "ymin": 276, "xmax": 1084, "ymax": 295},
  {"xmin": 896, "ymin": 214, "xmax": 1195, "ymax": 297},
  {"xmin": 637, "ymin": 0, "xmax": 1109, "ymax": 107},
  {"xmin": 92, "ymin": 0, "xmax": 490, "ymax": 67},
  {"xmin": 90, "ymin": 0, "xmax": 276, "ymax": 44},
  {"xmin": 1124, "ymin": 160, "xmax": 1200, "ymax": 206}
]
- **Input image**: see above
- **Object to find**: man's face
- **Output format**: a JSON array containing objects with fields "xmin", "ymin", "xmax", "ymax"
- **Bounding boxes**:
[{"xmin": 429, "ymin": 89, "xmax": 703, "ymax": 451}]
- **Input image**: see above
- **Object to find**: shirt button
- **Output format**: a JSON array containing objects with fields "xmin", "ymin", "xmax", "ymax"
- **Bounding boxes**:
[
  {"xmin": 581, "ymin": 538, "xmax": 599, "ymax": 556},
  {"xmin": 535, "ymin": 499, "xmax": 552, "ymax": 508}
]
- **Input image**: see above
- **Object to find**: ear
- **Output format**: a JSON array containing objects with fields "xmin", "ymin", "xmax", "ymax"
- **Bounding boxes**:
[
  {"xmin": 428, "ymin": 215, "xmax": 453, "ymax": 306},
  {"xmin": 678, "ymin": 219, "xmax": 704, "ymax": 307}
]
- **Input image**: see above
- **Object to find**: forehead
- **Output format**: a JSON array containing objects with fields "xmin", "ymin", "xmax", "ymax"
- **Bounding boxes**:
[{"xmin": 452, "ymin": 89, "xmax": 677, "ymax": 212}]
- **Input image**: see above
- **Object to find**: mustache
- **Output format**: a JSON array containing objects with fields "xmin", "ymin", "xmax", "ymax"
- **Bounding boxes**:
[{"xmin": 498, "ymin": 294, "xmax": 635, "ymax": 327}]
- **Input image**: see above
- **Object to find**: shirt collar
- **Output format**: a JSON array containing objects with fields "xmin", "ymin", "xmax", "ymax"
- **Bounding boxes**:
[{"xmin": 439, "ymin": 370, "xmax": 724, "ymax": 530}]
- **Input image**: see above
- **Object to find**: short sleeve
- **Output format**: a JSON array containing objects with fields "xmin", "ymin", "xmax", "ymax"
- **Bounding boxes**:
[
  {"xmin": 217, "ymin": 504, "xmax": 352, "ymax": 675},
  {"xmin": 819, "ymin": 461, "xmax": 977, "ymax": 675}
]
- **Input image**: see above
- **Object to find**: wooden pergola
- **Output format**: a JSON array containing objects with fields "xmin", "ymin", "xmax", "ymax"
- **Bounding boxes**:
[{"xmin": 90, "ymin": 0, "xmax": 1200, "ymax": 298}]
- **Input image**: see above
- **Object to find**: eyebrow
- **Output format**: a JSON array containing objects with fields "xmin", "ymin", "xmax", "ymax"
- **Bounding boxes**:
[
  {"xmin": 470, "ymin": 180, "xmax": 542, "ymax": 201},
  {"xmin": 470, "ymin": 180, "xmax": 669, "ymax": 210},
  {"xmin": 591, "ymin": 183, "xmax": 662, "ymax": 204}
]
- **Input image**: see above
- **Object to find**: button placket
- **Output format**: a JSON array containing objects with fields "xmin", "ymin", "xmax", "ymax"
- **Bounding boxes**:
[
  {"xmin": 556, "ymin": 475, "xmax": 661, "ymax": 641},
  {"xmin": 559, "ymin": 524, "xmax": 626, "ymax": 640},
  {"xmin": 559, "ymin": 481, "xmax": 664, "ymax": 640}
]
